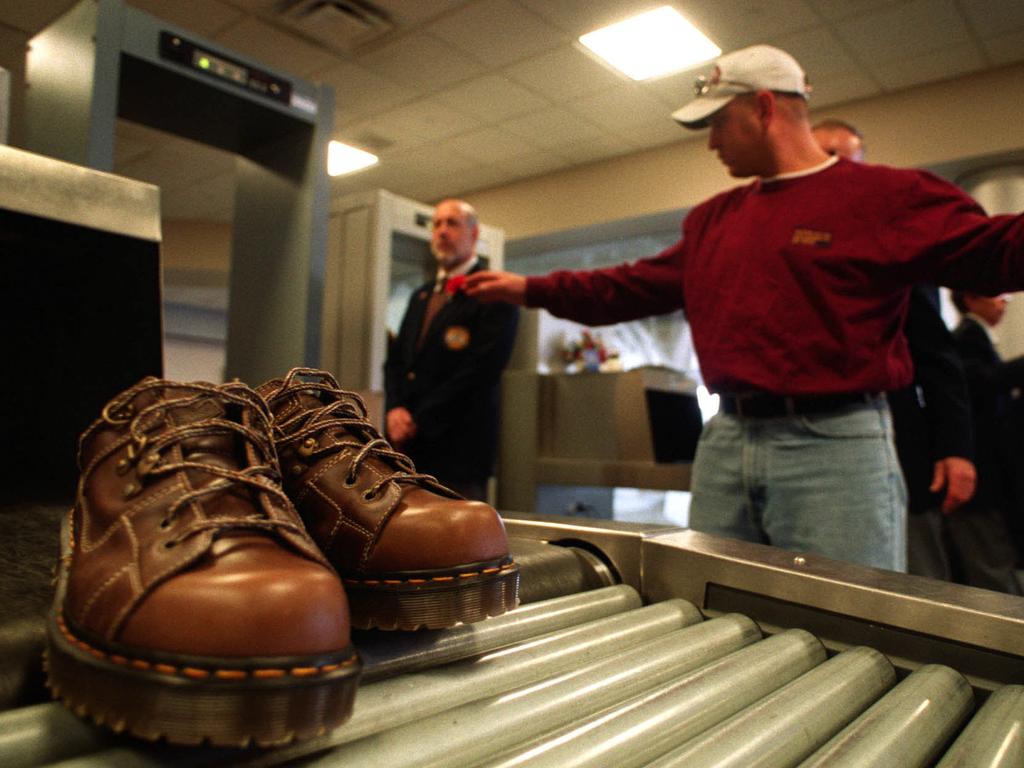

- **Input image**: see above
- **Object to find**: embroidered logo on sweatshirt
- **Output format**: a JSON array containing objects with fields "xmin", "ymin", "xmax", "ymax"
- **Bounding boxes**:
[{"xmin": 792, "ymin": 228, "xmax": 832, "ymax": 247}]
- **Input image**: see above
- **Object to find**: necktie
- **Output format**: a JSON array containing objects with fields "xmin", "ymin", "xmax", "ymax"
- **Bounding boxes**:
[{"xmin": 416, "ymin": 279, "xmax": 447, "ymax": 350}]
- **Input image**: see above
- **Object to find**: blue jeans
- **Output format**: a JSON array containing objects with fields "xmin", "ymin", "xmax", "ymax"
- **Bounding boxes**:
[{"xmin": 689, "ymin": 400, "xmax": 907, "ymax": 571}]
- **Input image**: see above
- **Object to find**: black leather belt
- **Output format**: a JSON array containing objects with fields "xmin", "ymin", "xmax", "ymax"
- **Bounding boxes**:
[{"xmin": 719, "ymin": 391, "xmax": 882, "ymax": 418}]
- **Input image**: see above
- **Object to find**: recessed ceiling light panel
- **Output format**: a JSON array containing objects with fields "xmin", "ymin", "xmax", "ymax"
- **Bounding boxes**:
[
  {"xmin": 327, "ymin": 141, "xmax": 379, "ymax": 176},
  {"xmin": 579, "ymin": 6, "xmax": 720, "ymax": 81}
]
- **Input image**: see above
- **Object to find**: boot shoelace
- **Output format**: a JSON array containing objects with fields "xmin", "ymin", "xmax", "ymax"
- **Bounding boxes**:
[
  {"xmin": 268, "ymin": 368, "xmax": 440, "ymax": 501},
  {"xmin": 97, "ymin": 379, "xmax": 305, "ymax": 548}
]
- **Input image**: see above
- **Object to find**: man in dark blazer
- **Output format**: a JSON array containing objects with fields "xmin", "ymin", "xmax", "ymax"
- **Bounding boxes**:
[
  {"xmin": 384, "ymin": 199, "xmax": 519, "ymax": 501},
  {"xmin": 950, "ymin": 291, "xmax": 1024, "ymax": 593},
  {"xmin": 891, "ymin": 285, "xmax": 976, "ymax": 579}
]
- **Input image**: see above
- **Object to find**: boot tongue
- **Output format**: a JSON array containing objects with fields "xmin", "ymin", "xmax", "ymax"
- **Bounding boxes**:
[
  {"xmin": 260, "ymin": 380, "xmax": 342, "ymax": 435},
  {"xmin": 156, "ymin": 387, "xmax": 256, "ymax": 507}
]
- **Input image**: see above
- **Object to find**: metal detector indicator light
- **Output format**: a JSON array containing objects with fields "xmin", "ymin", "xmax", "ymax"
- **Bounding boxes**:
[{"xmin": 158, "ymin": 30, "xmax": 292, "ymax": 105}]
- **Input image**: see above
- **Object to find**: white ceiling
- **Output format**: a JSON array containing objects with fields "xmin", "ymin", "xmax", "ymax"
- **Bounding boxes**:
[{"xmin": 5, "ymin": 0, "xmax": 1024, "ymax": 221}]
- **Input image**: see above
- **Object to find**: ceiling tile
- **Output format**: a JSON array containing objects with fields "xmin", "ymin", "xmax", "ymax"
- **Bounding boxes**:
[
  {"xmin": 805, "ymin": 0, "xmax": 901, "ymax": 22},
  {"xmin": 806, "ymin": 71, "xmax": 881, "ymax": 109},
  {"xmin": 497, "ymin": 150, "xmax": 571, "ymax": 178},
  {"xmin": 569, "ymin": 85, "xmax": 676, "ymax": 132},
  {"xmin": 218, "ymin": 0, "xmax": 279, "ymax": 13},
  {"xmin": 833, "ymin": 0, "xmax": 972, "ymax": 63},
  {"xmin": 446, "ymin": 163, "xmax": 523, "ymax": 196},
  {"xmin": 864, "ymin": 41, "xmax": 986, "ymax": 90},
  {"xmin": 357, "ymin": 32, "xmax": 486, "ymax": 90},
  {"xmin": 555, "ymin": 133, "xmax": 634, "ymax": 164},
  {"xmin": 212, "ymin": 16, "xmax": 338, "ymax": 77},
  {"xmin": 504, "ymin": 45, "xmax": 627, "ymax": 101},
  {"xmin": 427, "ymin": 0, "xmax": 565, "ymax": 66},
  {"xmin": 766, "ymin": 26, "xmax": 866, "ymax": 80},
  {"xmin": 315, "ymin": 61, "xmax": 415, "ymax": 120},
  {"xmin": 514, "ymin": 0, "xmax": 665, "ymax": 36},
  {"xmin": 981, "ymin": 28, "xmax": 1024, "ymax": 67},
  {"xmin": 502, "ymin": 107, "xmax": 611, "ymax": 151},
  {"xmin": 682, "ymin": 0, "xmax": 821, "ymax": 52},
  {"xmin": 127, "ymin": 0, "xmax": 243, "ymax": 38},
  {"xmin": 0, "ymin": 0, "xmax": 76, "ymax": 35},
  {"xmin": 611, "ymin": 117, "xmax": 685, "ymax": 149},
  {"xmin": 446, "ymin": 127, "xmax": 540, "ymax": 163},
  {"xmin": 432, "ymin": 75, "xmax": 552, "ymax": 122},
  {"xmin": 957, "ymin": 0, "xmax": 1024, "ymax": 39},
  {"xmin": 229, "ymin": 0, "xmax": 465, "ymax": 28},
  {"xmin": 341, "ymin": 98, "xmax": 484, "ymax": 150},
  {"xmin": 369, "ymin": 0, "xmax": 470, "ymax": 27},
  {"xmin": 383, "ymin": 143, "xmax": 485, "ymax": 177},
  {"xmin": 640, "ymin": 63, "xmax": 711, "ymax": 110}
]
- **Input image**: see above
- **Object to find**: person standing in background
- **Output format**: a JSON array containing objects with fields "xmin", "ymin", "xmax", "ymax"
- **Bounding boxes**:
[
  {"xmin": 384, "ymin": 199, "xmax": 519, "ymax": 501},
  {"xmin": 950, "ymin": 291, "xmax": 1024, "ymax": 593},
  {"xmin": 811, "ymin": 119, "xmax": 978, "ymax": 582}
]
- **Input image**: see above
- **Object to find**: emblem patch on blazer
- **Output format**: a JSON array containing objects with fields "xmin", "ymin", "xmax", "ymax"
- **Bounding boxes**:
[
  {"xmin": 444, "ymin": 326, "xmax": 471, "ymax": 350},
  {"xmin": 791, "ymin": 228, "xmax": 832, "ymax": 247}
]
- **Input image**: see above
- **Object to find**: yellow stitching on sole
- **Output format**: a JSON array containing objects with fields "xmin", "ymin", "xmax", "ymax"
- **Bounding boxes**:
[{"xmin": 56, "ymin": 616, "xmax": 353, "ymax": 681}]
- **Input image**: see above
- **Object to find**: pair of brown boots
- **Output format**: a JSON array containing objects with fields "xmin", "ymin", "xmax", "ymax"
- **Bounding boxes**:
[{"xmin": 46, "ymin": 368, "xmax": 519, "ymax": 747}]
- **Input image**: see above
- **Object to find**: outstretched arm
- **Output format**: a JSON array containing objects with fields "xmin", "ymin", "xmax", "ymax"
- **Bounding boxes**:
[{"xmin": 463, "ymin": 271, "xmax": 527, "ymax": 305}]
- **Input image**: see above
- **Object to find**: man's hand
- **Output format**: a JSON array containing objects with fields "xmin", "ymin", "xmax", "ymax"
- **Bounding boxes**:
[
  {"xmin": 386, "ymin": 406, "xmax": 417, "ymax": 448},
  {"xmin": 930, "ymin": 456, "xmax": 977, "ymax": 514},
  {"xmin": 462, "ymin": 271, "xmax": 527, "ymax": 304}
]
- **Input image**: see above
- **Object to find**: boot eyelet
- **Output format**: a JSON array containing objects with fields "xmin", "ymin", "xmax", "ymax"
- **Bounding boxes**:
[
  {"xmin": 159, "ymin": 518, "xmax": 171, "ymax": 529},
  {"xmin": 115, "ymin": 457, "xmax": 131, "ymax": 475},
  {"xmin": 343, "ymin": 475, "xmax": 357, "ymax": 488},
  {"xmin": 298, "ymin": 437, "xmax": 317, "ymax": 457},
  {"xmin": 291, "ymin": 463, "xmax": 305, "ymax": 476},
  {"xmin": 362, "ymin": 490, "xmax": 378, "ymax": 502},
  {"xmin": 138, "ymin": 452, "xmax": 161, "ymax": 475},
  {"xmin": 123, "ymin": 482, "xmax": 141, "ymax": 498}
]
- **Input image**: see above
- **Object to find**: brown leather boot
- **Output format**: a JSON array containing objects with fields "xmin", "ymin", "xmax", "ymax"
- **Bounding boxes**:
[
  {"xmin": 46, "ymin": 378, "xmax": 361, "ymax": 746},
  {"xmin": 258, "ymin": 368, "xmax": 519, "ymax": 631}
]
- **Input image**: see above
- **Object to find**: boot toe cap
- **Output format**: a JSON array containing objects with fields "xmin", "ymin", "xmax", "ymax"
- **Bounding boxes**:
[{"xmin": 118, "ymin": 534, "xmax": 351, "ymax": 658}]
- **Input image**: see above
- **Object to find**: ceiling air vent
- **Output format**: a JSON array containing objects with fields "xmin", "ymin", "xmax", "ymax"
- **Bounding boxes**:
[{"xmin": 275, "ymin": 0, "xmax": 394, "ymax": 52}]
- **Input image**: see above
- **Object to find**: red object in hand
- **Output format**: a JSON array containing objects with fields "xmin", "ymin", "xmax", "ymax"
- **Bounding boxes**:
[{"xmin": 445, "ymin": 275, "xmax": 467, "ymax": 294}]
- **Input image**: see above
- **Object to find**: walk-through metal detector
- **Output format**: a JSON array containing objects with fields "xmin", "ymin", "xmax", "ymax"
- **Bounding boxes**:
[{"xmin": 21, "ymin": 0, "xmax": 334, "ymax": 385}]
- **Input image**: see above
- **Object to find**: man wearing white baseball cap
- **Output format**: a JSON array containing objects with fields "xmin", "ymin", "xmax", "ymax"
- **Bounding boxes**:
[{"xmin": 465, "ymin": 45, "xmax": 1024, "ymax": 573}]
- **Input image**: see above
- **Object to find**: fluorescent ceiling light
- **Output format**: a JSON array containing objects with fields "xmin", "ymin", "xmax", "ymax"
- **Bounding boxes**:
[
  {"xmin": 578, "ymin": 6, "xmax": 720, "ymax": 81},
  {"xmin": 327, "ymin": 141, "xmax": 378, "ymax": 176}
]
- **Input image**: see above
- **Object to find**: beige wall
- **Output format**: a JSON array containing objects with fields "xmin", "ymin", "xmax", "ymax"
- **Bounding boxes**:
[
  {"xmin": 162, "ymin": 219, "xmax": 231, "ymax": 283},
  {"xmin": 464, "ymin": 62, "xmax": 1024, "ymax": 241}
]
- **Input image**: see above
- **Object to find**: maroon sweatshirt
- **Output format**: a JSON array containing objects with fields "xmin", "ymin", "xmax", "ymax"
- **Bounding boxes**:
[{"xmin": 525, "ymin": 158, "xmax": 1024, "ymax": 395}]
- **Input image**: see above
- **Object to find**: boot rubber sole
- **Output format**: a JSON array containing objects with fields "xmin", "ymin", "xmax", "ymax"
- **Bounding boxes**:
[{"xmin": 342, "ymin": 558, "xmax": 520, "ymax": 630}]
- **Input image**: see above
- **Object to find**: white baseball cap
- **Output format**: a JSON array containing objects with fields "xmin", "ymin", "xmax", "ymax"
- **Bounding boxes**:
[{"xmin": 672, "ymin": 45, "xmax": 809, "ymax": 129}]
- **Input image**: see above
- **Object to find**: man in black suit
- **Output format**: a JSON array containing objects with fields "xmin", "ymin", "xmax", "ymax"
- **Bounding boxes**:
[
  {"xmin": 384, "ymin": 199, "xmax": 519, "ymax": 501},
  {"xmin": 812, "ymin": 120, "xmax": 978, "ymax": 580},
  {"xmin": 950, "ymin": 291, "xmax": 1024, "ymax": 593}
]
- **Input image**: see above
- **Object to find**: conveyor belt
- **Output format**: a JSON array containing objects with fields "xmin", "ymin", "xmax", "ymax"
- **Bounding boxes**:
[{"xmin": 2, "ymin": 528, "xmax": 1024, "ymax": 767}]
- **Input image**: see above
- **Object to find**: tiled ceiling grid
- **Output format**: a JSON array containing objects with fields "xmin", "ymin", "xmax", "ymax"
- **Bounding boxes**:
[{"xmin": 3, "ymin": 0, "xmax": 1024, "ymax": 220}]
